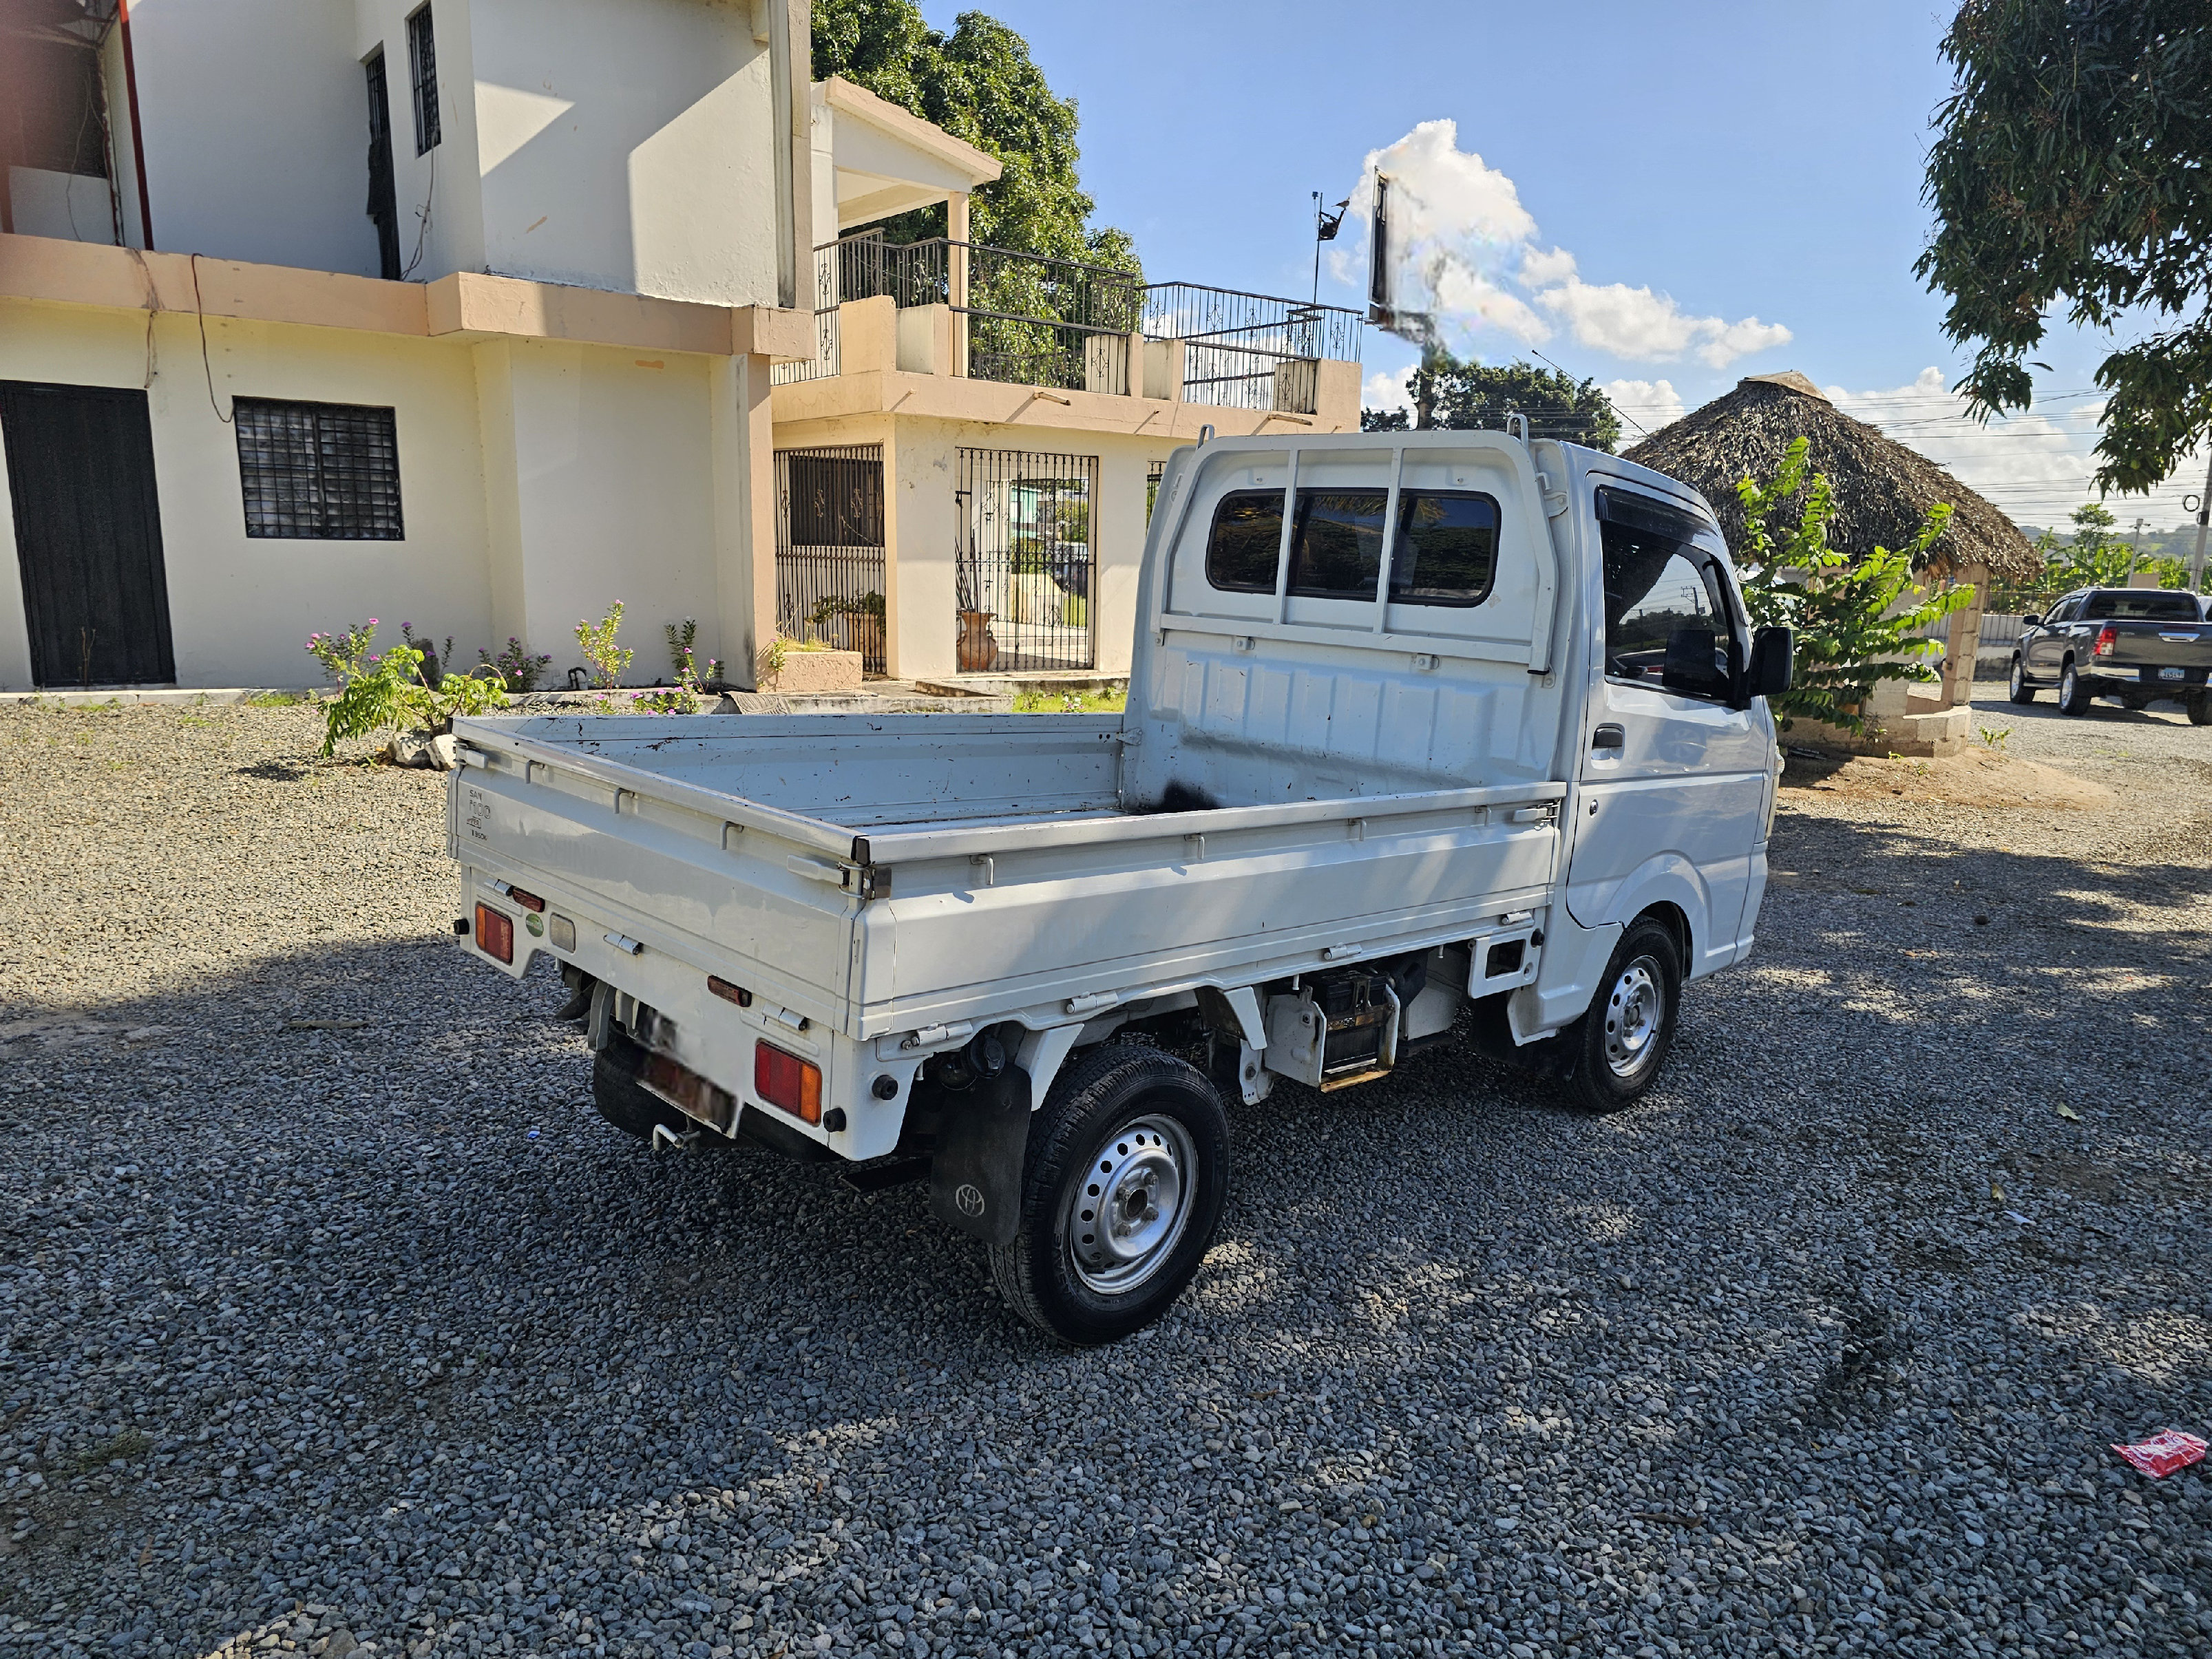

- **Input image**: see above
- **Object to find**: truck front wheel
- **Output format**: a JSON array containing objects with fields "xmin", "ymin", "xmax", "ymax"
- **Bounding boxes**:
[
  {"xmin": 1561, "ymin": 917, "xmax": 1683, "ymax": 1112},
  {"xmin": 989, "ymin": 1046, "xmax": 1230, "ymax": 1346}
]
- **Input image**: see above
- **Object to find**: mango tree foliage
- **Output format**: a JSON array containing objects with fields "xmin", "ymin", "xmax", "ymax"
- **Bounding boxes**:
[
  {"xmin": 1918, "ymin": 0, "xmax": 2212, "ymax": 494},
  {"xmin": 1361, "ymin": 349, "xmax": 1622, "ymax": 452},
  {"xmin": 1736, "ymin": 438, "xmax": 1972, "ymax": 735}
]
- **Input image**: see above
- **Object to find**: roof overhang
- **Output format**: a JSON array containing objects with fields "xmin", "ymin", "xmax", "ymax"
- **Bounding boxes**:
[{"xmin": 817, "ymin": 76, "xmax": 1000, "ymax": 229}]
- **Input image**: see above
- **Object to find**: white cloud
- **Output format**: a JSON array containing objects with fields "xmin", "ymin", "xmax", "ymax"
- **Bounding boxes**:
[
  {"xmin": 1822, "ymin": 367, "xmax": 2206, "ymax": 531},
  {"xmin": 1344, "ymin": 120, "xmax": 1787, "ymax": 372},
  {"xmin": 1603, "ymin": 377, "xmax": 1687, "ymax": 438},
  {"xmin": 1536, "ymin": 278, "xmax": 1792, "ymax": 368},
  {"xmin": 1362, "ymin": 366, "xmax": 1413, "ymax": 414}
]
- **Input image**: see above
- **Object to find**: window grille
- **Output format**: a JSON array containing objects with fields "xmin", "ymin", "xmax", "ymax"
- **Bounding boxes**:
[
  {"xmin": 956, "ymin": 449, "xmax": 1098, "ymax": 671},
  {"xmin": 234, "ymin": 399, "xmax": 404, "ymax": 540},
  {"xmin": 407, "ymin": 6, "xmax": 441, "ymax": 154}
]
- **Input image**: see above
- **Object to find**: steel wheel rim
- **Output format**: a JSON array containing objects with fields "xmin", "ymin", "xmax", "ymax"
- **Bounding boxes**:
[
  {"xmin": 1066, "ymin": 1112, "xmax": 1197, "ymax": 1295},
  {"xmin": 1602, "ymin": 955, "xmax": 1665, "ymax": 1079}
]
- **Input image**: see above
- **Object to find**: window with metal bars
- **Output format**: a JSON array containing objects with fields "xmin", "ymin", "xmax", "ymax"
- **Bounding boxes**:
[
  {"xmin": 233, "ymin": 399, "xmax": 404, "ymax": 540},
  {"xmin": 407, "ymin": 6, "xmax": 441, "ymax": 154}
]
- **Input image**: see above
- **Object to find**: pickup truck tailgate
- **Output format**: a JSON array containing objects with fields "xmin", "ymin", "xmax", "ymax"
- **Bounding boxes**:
[{"xmin": 453, "ymin": 754, "xmax": 863, "ymax": 1028}]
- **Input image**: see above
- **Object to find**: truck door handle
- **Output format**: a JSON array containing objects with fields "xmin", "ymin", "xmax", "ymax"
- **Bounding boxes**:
[{"xmin": 1592, "ymin": 724, "xmax": 1625, "ymax": 751}]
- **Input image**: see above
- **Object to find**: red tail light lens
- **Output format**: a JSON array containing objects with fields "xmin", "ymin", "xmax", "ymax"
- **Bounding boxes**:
[
  {"xmin": 755, "ymin": 1041, "xmax": 822, "ymax": 1125},
  {"xmin": 507, "ymin": 886, "xmax": 545, "ymax": 913},
  {"xmin": 474, "ymin": 903, "xmax": 514, "ymax": 964},
  {"xmin": 2094, "ymin": 624, "xmax": 2116, "ymax": 658},
  {"xmin": 707, "ymin": 975, "xmax": 753, "ymax": 1007}
]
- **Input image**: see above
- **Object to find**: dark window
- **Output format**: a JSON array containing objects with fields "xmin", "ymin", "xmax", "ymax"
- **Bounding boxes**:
[
  {"xmin": 364, "ymin": 52, "xmax": 401, "ymax": 281},
  {"xmin": 1390, "ymin": 490, "xmax": 1498, "ymax": 606},
  {"xmin": 407, "ymin": 6, "xmax": 441, "ymax": 154},
  {"xmin": 1205, "ymin": 489, "xmax": 1284, "ymax": 593},
  {"xmin": 2083, "ymin": 589, "xmax": 2200, "ymax": 621},
  {"xmin": 1287, "ymin": 488, "xmax": 1387, "ymax": 598},
  {"xmin": 1597, "ymin": 487, "xmax": 1736, "ymax": 698},
  {"xmin": 786, "ymin": 452, "xmax": 884, "ymax": 546},
  {"xmin": 234, "ymin": 399, "xmax": 403, "ymax": 540}
]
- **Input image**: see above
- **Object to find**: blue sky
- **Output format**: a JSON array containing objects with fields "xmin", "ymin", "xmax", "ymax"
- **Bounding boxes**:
[{"xmin": 916, "ymin": 0, "xmax": 2206, "ymax": 534}]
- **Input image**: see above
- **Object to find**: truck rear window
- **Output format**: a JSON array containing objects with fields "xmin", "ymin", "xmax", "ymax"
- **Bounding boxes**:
[
  {"xmin": 1204, "ymin": 485, "xmax": 1499, "ymax": 606},
  {"xmin": 2082, "ymin": 591, "xmax": 2202, "ymax": 621}
]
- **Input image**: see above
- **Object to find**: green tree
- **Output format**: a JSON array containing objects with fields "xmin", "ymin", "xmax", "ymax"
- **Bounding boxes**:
[
  {"xmin": 1918, "ymin": 1, "xmax": 2212, "ymax": 494},
  {"xmin": 812, "ymin": 0, "xmax": 1137, "ymax": 272},
  {"xmin": 1736, "ymin": 438, "xmax": 1972, "ymax": 735},
  {"xmin": 1360, "ymin": 348, "xmax": 1622, "ymax": 451}
]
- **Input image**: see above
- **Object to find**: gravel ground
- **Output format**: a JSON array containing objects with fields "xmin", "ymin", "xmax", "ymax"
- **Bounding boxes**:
[{"xmin": 1, "ymin": 699, "xmax": 2206, "ymax": 1659}]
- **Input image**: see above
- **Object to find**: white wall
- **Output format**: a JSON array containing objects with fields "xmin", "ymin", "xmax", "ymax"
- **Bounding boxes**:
[
  {"xmin": 467, "ymin": 0, "xmax": 779, "ymax": 306},
  {"xmin": 0, "ymin": 300, "xmax": 493, "ymax": 688},
  {"xmin": 8, "ymin": 169, "xmax": 120, "ymax": 245},
  {"xmin": 476, "ymin": 339, "xmax": 725, "ymax": 681},
  {"xmin": 114, "ymin": 0, "xmax": 384, "ymax": 275}
]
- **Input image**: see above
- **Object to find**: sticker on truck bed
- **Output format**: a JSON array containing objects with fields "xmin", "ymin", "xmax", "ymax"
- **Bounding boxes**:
[{"xmin": 463, "ymin": 784, "xmax": 492, "ymax": 846}]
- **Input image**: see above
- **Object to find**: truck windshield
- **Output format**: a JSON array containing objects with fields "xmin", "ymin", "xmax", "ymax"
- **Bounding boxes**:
[{"xmin": 2082, "ymin": 591, "xmax": 2202, "ymax": 621}]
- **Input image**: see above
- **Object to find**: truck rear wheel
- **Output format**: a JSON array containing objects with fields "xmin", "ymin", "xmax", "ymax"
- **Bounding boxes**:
[
  {"xmin": 989, "ymin": 1046, "xmax": 1230, "ymax": 1346},
  {"xmin": 591, "ymin": 1026, "xmax": 692, "ymax": 1144},
  {"xmin": 2189, "ymin": 693, "xmax": 2212, "ymax": 727},
  {"xmin": 2058, "ymin": 662, "xmax": 2092, "ymax": 715},
  {"xmin": 1561, "ymin": 917, "xmax": 1683, "ymax": 1113}
]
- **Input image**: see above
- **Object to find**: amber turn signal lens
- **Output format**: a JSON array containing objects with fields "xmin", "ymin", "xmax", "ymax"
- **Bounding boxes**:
[
  {"xmin": 755, "ymin": 1040, "xmax": 822, "ymax": 1125},
  {"xmin": 475, "ymin": 903, "xmax": 514, "ymax": 964}
]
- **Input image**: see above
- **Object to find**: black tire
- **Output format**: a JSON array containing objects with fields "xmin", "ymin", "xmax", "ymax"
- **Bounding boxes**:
[
  {"xmin": 591, "ymin": 1026, "xmax": 691, "ymax": 1143},
  {"xmin": 2057, "ymin": 661, "xmax": 2093, "ymax": 716},
  {"xmin": 988, "ymin": 1045, "xmax": 1230, "ymax": 1346},
  {"xmin": 2007, "ymin": 656, "xmax": 2035, "ymax": 704},
  {"xmin": 1559, "ymin": 917, "xmax": 1684, "ymax": 1113},
  {"xmin": 2189, "ymin": 693, "xmax": 2212, "ymax": 727}
]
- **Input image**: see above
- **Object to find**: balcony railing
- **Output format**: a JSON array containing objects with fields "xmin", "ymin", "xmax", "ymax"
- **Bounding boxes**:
[{"xmin": 774, "ymin": 233, "xmax": 1362, "ymax": 414}]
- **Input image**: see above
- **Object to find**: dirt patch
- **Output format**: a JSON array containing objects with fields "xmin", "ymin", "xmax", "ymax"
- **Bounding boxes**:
[{"xmin": 1780, "ymin": 743, "xmax": 2116, "ymax": 810}]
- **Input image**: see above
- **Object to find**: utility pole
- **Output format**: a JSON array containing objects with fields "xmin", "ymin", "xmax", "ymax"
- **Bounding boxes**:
[
  {"xmin": 2129, "ymin": 516, "xmax": 2145, "ymax": 583},
  {"xmin": 2192, "ymin": 447, "xmax": 2212, "ymax": 594}
]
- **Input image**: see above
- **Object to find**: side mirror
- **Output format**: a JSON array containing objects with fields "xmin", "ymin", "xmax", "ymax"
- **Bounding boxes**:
[
  {"xmin": 2021, "ymin": 613, "xmax": 2041, "ymax": 628},
  {"xmin": 1746, "ymin": 624, "xmax": 1794, "ymax": 701},
  {"xmin": 1662, "ymin": 627, "xmax": 1728, "ymax": 697}
]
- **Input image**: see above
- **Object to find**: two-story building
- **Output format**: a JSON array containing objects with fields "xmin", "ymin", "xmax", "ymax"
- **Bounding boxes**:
[{"xmin": 0, "ymin": 0, "xmax": 1360, "ymax": 692}]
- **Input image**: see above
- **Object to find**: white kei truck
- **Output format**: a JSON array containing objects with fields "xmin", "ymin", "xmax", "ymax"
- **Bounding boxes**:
[{"xmin": 447, "ymin": 430, "xmax": 1791, "ymax": 1344}]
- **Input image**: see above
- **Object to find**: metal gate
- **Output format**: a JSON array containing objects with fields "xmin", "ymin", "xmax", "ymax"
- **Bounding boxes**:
[
  {"xmin": 775, "ymin": 444, "xmax": 886, "ymax": 674},
  {"xmin": 954, "ymin": 448, "xmax": 1098, "ymax": 672}
]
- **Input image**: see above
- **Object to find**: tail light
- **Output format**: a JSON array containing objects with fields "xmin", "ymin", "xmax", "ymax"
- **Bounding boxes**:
[
  {"xmin": 2093, "ymin": 624, "xmax": 2116, "ymax": 658},
  {"xmin": 755, "ymin": 1041, "xmax": 822, "ymax": 1125},
  {"xmin": 507, "ymin": 886, "xmax": 545, "ymax": 913},
  {"xmin": 707, "ymin": 975, "xmax": 754, "ymax": 1007},
  {"xmin": 474, "ymin": 903, "xmax": 514, "ymax": 964}
]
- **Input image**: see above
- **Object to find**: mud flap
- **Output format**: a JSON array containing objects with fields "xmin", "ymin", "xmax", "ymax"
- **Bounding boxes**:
[{"xmin": 927, "ymin": 1065, "xmax": 1033, "ymax": 1246}]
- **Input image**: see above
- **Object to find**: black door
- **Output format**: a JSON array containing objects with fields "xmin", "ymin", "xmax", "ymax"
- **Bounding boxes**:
[
  {"xmin": 1, "ymin": 381, "xmax": 176, "ymax": 687},
  {"xmin": 365, "ymin": 51, "xmax": 402, "ymax": 281}
]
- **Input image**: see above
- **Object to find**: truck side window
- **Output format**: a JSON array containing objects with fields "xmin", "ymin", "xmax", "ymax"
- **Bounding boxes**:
[
  {"xmin": 1595, "ymin": 486, "xmax": 1737, "ymax": 699},
  {"xmin": 1287, "ymin": 489, "xmax": 1387, "ymax": 598},
  {"xmin": 1205, "ymin": 490, "xmax": 1283, "ymax": 593},
  {"xmin": 1389, "ymin": 490, "xmax": 1498, "ymax": 606}
]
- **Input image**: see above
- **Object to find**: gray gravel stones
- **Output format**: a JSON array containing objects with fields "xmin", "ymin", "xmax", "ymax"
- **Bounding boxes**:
[{"xmin": 1, "ymin": 698, "xmax": 2206, "ymax": 1658}]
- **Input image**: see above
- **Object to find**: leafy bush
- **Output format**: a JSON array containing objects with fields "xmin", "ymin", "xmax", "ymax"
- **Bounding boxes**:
[
  {"xmin": 1736, "ymin": 437, "xmax": 1971, "ymax": 735},
  {"xmin": 306, "ymin": 620, "xmax": 379, "ymax": 684},
  {"xmin": 576, "ymin": 602, "xmax": 632, "ymax": 688},
  {"xmin": 470, "ymin": 637, "xmax": 548, "ymax": 693},
  {"xmin": 320, "ymin": 644, "xmax": 508, "ymax": 756}
]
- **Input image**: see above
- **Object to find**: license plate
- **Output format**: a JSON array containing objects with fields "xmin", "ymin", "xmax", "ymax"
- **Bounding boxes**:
[{"xmin": 2160, "ymin": 666, "xmax": 2186, "ymax": 680}]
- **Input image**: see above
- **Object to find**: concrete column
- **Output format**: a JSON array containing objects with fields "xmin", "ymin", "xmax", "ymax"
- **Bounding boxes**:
[
  {"xmin": 472, "ymin": 340, "xmax": 531, "ymax": 659},
  {"xmin": 712, "ymin": 351, "xmax": 779, "ymax": 688},
  {"xmin": 1944, "ymin": 562, "xmax": 1988, "ymax": 709},
  {"xmin": 946, "ymin": 193, "xmax": 969, "ymax": 379}
]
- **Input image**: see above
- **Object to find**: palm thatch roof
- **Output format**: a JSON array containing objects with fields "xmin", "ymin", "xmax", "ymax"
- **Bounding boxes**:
[{"xmin": 1623, "ymin": 372, "xmax": 2041, "ymax": 580}]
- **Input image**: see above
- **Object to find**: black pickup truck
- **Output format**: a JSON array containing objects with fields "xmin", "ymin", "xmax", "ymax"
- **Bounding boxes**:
[{"xmin": 2008, "ymin": 587, "xmax": 2212, "ymax": 722}]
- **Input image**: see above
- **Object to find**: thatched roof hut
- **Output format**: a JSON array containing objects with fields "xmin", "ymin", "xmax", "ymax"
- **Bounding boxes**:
[{"xmin": 1623, "ymin": 371, "xmax": 2041, "ymax": 581}]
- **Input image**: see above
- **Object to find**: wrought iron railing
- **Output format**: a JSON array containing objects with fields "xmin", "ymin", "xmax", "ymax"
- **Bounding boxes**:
[{"xmin": 790, "ymin": 234, "xmax": 1362, "ymax": 411}]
